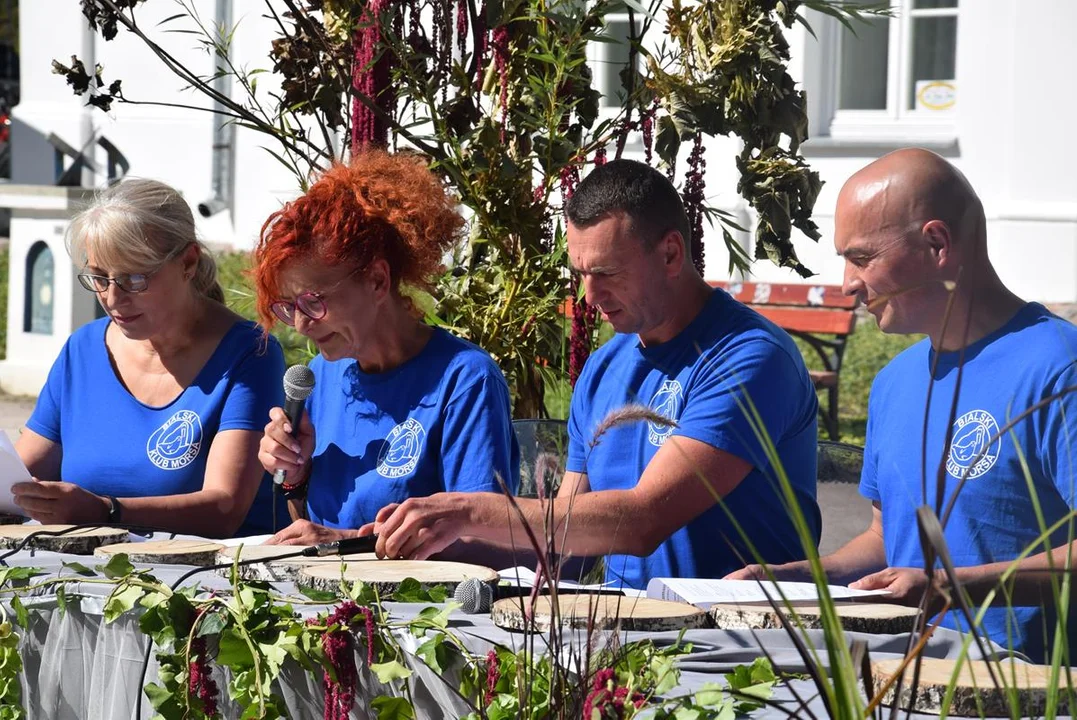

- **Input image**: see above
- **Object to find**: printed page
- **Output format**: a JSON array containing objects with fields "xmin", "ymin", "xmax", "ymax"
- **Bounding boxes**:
[
  {"xmin": 645, "ymin": 577, "xmax": 891, "ymax": 609},
  {"xmin": 0, "ymin": 431, "xmax": 30, "ymax": 515}
]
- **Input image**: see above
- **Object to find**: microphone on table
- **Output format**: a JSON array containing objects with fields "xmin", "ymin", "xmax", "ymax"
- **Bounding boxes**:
[
  {"xmin": 303, "ymin": 535, "xmax": 380, "ymax": 557},
  {"xmin": 454, "ymin": 577, "xmax": 495, "ymax": 614},
  {"xmin": 274, "ymin": 364, "xmax": 316, "ymax": 487}
]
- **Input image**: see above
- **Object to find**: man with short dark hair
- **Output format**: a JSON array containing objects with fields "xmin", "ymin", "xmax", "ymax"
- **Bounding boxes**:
[
  {"xmin": 367, "ymin": 159, "xmax": 821, "ymax": 589},
  {"xmin": 730, "ymin": 148, "xmax": 1077, "ymax": 662}
]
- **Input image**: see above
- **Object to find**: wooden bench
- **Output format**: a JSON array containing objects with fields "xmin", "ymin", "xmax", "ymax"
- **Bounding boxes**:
[{"xmin": 709, "ymin": 281, "xmax": 859, "ymax": 440}]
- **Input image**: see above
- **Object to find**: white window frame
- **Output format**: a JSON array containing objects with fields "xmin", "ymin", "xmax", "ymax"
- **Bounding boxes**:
[{"xmin": 812, "ymin": 1, "xmax": 959, "ymax": 145}]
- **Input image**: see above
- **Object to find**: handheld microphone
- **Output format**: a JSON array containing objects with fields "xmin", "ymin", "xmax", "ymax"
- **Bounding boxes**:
[
  {"xmin": 303, "ymin": 535, "xmax": 380, "ymax": 557},
  {"xmin": 274, "ymin": 364, "xmax": 316, "ymax": 487},
  {"xmin": 454, "ymin": 577, "xmax": 495, "ymax": 614}
]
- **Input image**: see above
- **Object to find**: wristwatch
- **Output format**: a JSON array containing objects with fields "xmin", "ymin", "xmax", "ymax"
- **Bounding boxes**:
[{"xmin": 105, "ymin": 495, "xmax": 123, "ymax": 524}]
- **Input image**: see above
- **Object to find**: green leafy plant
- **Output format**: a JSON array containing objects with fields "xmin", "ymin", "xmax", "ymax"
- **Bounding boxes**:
[{"xmin": 52, "ymin": 0, "xmax": 879, "ymax": 415}]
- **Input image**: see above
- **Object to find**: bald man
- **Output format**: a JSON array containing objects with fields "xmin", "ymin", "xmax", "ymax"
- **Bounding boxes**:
[{"xmin": 731, "ymin": 148, "xmax": 1077, "ymax": 662}]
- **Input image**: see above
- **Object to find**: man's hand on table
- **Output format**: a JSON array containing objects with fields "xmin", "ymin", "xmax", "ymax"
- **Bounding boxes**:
[
  {"xmin": 265, "ymin": 519, "xmax": 359, "ymax": 546},
  {"xmin": 370, "ymin": 494, "xmax": 472, "ymax": 560}
]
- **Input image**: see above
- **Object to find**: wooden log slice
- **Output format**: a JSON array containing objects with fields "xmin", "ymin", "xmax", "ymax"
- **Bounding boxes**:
[
  {"xmin": 298, "ymin": 559, "xmax": 499, "ymax": 597},
  {"xmin": 94, "ymin": 539, "xmax": 226, "ymax": 567},
  {"xmin": 871, "ymin": 657, "xmax": 1068, "ymax": 717},
  {"xmin": 710, "ymin": 602, "xmax": 919, "ymax": 635},
  {"xmin": 0, "ymin": 524, "xmax": 129, "ymax": 555},
  {"xmin": 0, "ymin": 514, "xmax": 26, "ymax": 526},
  {"xmin": 491, "ymin": 595, "xmax": 711, "ymax": 633},
  {"xmin": 214, "ymin": 545, "xmax": 378, "ymax": 582}
]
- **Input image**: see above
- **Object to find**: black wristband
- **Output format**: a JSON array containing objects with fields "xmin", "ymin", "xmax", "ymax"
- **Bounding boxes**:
[{"xmin": 106, "ymin": 495, "xmax": 123, "ymax": 523}]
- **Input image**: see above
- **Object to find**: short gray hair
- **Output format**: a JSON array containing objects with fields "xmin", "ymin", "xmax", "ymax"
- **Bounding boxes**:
[{"xmin": 66, "ymin": 178, "xmax": 224, "ymax": 302}]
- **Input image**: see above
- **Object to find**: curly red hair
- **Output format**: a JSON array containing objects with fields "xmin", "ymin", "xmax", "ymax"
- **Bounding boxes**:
[{"xmin": 252, "ymin": 150, "xmax": 465, "ymax": 328}]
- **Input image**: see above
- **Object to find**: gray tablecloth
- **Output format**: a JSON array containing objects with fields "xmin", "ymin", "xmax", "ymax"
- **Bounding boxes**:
[{"xmin": 0, "ymin": 546, "xmax": 1059, "ymax": 719}]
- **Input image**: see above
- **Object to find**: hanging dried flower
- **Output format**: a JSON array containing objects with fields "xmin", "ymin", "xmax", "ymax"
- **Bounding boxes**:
[
  {"xmin": 682, "ymin": 134, "xmax": 707, "ymax": 275},
  {"xmin": 350, "ymin": 0, "xmax": 395, "ymax": 151},
  {"xmin": 641, "ymin": 102, "xmax": 657, "ymax": 165},
  {"xmin": 491, "ymin": 24, "xmax": 511, "ymax": 142},
  {"xmin": 456, "ymin": 0, "xmax": 468, "ymax": 58}
]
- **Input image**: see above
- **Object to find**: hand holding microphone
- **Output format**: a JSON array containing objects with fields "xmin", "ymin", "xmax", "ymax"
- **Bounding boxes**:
[{"xmin": 258, "ymin": 365, "xmax": 316, "ymax": 488}]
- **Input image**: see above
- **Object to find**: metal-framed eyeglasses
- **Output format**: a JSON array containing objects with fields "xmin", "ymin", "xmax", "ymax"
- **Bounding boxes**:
[
  {"xmin": 77, "ymin": 271, "xmax": 155, "ymax": 294},
  {"xmin": 270, "ymin": 268, "xmax": 363, "ymax": 327}
]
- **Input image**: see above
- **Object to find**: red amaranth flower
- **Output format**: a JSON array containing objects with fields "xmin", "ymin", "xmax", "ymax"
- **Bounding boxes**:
[
  {"xmin": 188, "ymin": 636, "xmax": 220, "ymax": 717},
  {"xmin": 491, "ymin": 24, "xmax": 511, "ymax": 142},
  {"xmin": 351, "ymin": 1, "xmax": 395, "ymax": 151},
  {"xmin": 456, "ymin": 0, "xmax": 468, "ymax": 57},
  {"xmin": 594, "ymin": 145, "xmax": 607, "ymax": 167},
  {"xmin": 319, "ymin": 601, "xmax": 371, "ymax": 720},
  {"xmin": 484, "ymin": 649, "xmax": 500, "ymax": 703},
  {"xmin": 582, "ymin": 667, "xmax": 645, "ymax": 719},
  {"xmin": 681, "ymin": 135, "xmax": 707, "ymax": 275},
  {"xmin": 641, "ymin": 104, "xmax": 655, "ymax": 165}
]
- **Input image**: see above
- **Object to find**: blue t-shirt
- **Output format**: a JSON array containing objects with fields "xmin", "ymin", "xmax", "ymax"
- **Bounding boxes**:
[
  {"xmin": 304, "ymin": 327, "xmax": 520, "ymax": 528},
  {"xmin": 26, "ymin": 317, "xmax": 289, "ymax": 536},
  {"xmin": 861, "ymin": 303, "xmax": 1077, "ymax": 662},
  {"xmin": 566, "ymin": 289, "xmax": 821, "ymax": 590}
]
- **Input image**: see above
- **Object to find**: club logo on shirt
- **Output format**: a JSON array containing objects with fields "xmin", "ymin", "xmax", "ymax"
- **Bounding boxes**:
[
  {"xmin": 146, "ymin": 410, "xmax": 203, "ymax": 470},
  {"xmin": 377, "ymin": 418, "xmax": 426, "ymax": 478},
  {"xmin": 648, "ymin": 380, "xmax": 684, "ymax": 447},
  {"xmin": 946, "ymin": 409, "xmax": 1001, "ymax": 480}
]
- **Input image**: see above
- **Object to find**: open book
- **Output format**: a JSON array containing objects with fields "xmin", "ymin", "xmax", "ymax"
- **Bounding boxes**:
[{"xmin": 645, "ymin": 577, "xmax": 891, "ymax": 609}]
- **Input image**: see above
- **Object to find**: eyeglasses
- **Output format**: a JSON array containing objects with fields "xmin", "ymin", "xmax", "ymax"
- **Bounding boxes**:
[
  {"xmin": 77, "ymin": 272, "xmax": 153, "ymax": 294},
  {"xmin": 270, "ymin": 268, "xmax": 363, "ymax": 327},
  {"xmin": 270, "ymin": 292, "xmax": 331, "ymax": 326}
]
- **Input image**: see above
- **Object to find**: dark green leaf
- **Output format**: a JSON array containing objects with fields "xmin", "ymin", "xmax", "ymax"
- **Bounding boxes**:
[
  {"xmin": 299, "ymin": 586, "xmax": 338, "ymax": 603},
  {"xmin": 197, "ymin": 611, "xmax": 227, "ymax": 638},
  {"xmin": 371, "ymin": 695, "xmax": 416, "ymax": 720},
  {"xmin": 10, "ymin": 595, "xmax": 28, "ymax": 629},
  {"xmin": 62, "ymin": 561, "xmax": 96, "ymax": 577},
  {"xmin": 98, "ymin": 553, "xmax": 135, "ymax": 579}
]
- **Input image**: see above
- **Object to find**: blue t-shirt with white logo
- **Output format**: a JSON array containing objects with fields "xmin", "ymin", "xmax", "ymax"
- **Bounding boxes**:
[
  {"xmin": 566, "ymin": 289, "xmax": 821, "ymax": 590},
  {"xmin": 26, "ymin": 317, "xmax": 288, "ymax": 536},
  {"xmin": 303, "ymin": 327, "xmax": 520, "ymax": 529},
  {"xmin": 861, "ymin": 303, "xmax": 1077, "ymax": 662}
]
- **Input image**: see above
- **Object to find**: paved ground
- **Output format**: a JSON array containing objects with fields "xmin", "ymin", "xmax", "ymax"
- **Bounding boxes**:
[{"xmin": 0, "ymin": 392, "xmax": 34, "ymax": 444}]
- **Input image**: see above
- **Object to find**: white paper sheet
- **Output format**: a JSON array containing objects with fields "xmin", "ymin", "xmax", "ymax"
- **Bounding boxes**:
[
  {"xmin": 645, "ymin": 577, "xmax": 892, "ymax": 609},
  {"xmin": 216, "ymin": 534, "xmax": 274, "ymax": 547},
  {"xmin": 0, "ymin": 431, "xmax": 30, "ymax": 515},
  {"xmin": 498, "ymin": 565, "xmax": 614, "ymax": 591}
]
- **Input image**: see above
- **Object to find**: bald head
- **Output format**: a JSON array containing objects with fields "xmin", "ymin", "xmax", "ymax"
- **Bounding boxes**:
[{"xmin": 837, "ymin": 148, "xmax": 984, "ymax": 250}]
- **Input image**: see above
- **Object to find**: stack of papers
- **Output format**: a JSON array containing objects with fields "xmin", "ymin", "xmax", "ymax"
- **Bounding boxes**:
[{"xmin": 0, "ymin": 430, "xmax": 30, "ymax": 515}]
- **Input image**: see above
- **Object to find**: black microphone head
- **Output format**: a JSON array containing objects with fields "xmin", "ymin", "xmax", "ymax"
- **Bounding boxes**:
[
  {"xmin": 282, "ymin": 364, "xmax": 315, "ymax": 402},
  {"xmin": 454, "ymin": 577, "xmax": 493, "ymax": 614}
]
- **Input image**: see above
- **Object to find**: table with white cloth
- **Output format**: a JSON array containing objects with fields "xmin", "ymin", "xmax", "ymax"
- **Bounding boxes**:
[{"xmin": 0, "ymin": 545, "xmax": 1051, "ymax": 720}]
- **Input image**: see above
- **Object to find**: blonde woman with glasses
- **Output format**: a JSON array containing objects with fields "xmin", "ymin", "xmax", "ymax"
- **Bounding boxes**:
[{"xmin": 13, "ymin": 179, "xmax": 288, "ymax": 537}]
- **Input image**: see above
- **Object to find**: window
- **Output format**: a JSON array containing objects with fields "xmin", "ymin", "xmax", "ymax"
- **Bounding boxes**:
[
  {"xmin": 821, "ymin": 1, "xmax": 959, "ymax": 143},
  {"xmin": 24, "ymin": 241, "xmax": 54, "ymax": 335}
]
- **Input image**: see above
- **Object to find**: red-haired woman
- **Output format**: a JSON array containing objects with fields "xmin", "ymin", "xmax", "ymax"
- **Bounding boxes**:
[{"xmin": 255, "ymin": 150, "xmax": 519, "ymax": 549}]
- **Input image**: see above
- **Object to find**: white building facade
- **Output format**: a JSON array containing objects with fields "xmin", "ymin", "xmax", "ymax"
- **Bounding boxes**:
[{"xmin": 2, "ymin": 0, "xmax": 1075, "ymax": 394}]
